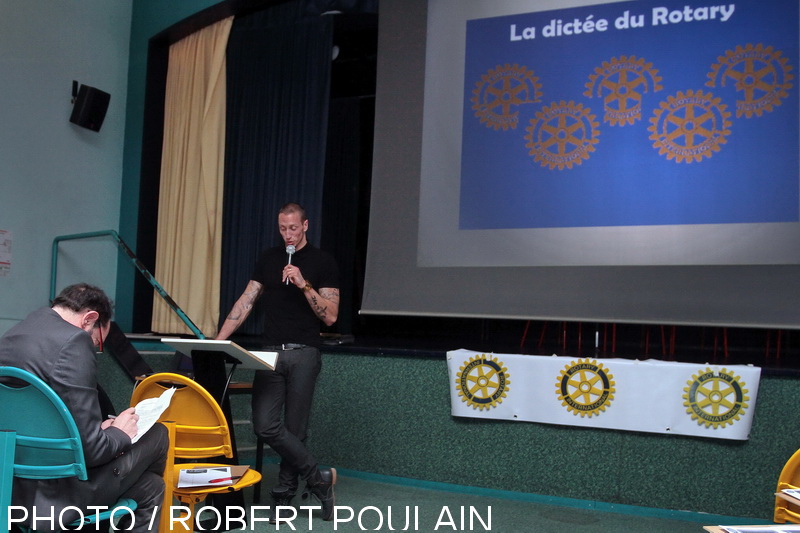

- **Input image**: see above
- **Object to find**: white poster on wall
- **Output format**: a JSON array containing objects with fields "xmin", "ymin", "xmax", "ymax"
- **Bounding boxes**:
[{"xmin": 447, "ymin": 349, "xmax": 761, "ymax": 440}]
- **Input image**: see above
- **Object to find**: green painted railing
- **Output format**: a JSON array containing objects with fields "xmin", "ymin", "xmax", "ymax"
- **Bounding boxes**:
[{"xmin": 50, "ymin": 230, "xmax": 205, "ymax": 339}]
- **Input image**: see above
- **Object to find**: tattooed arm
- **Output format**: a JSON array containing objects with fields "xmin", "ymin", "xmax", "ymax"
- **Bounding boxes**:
[
  {"xmin": 303, "ymin": 286, "xmax": 340, "ymax": 327},
  {"xmin": 283, "ymin": 264, "xmax": 340, "ymax": 327},
  {"xmin": 215, "ymin": 280, "xmax": 264, "ymax": 339}
]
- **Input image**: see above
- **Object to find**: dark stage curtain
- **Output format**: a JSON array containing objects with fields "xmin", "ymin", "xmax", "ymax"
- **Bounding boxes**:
[
  {"xmin": 221, "ymin": 3, "xmax": 333, "ymax": 336},
  {"xmin": 321, "ymin": 96, "xmax": 375, "ymax": 336}
]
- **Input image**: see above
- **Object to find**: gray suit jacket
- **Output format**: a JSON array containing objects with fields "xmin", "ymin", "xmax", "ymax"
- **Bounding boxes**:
[{"xmin": 0, "ymin": 306, "xmax": 131, "ymax": 525}]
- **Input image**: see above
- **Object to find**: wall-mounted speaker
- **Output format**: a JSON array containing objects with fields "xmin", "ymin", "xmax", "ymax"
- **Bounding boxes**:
[{"xmin": 70, "ymin": 84, "xmax": 110, "ymax": 132}]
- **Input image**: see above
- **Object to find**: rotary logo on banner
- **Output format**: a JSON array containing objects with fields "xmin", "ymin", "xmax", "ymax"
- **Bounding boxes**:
[{"xmin": 447, "ymin": 349, "xmax": 760, "ymax": 440}]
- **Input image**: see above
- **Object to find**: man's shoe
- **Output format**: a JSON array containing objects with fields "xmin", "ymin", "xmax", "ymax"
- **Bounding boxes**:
[
  {"xmin": 307, "ymin": 467, "xmax": 337, "ymax": 520},
  {"xmin": 268, "ymin": 488, "xmax": 295, "ymax": 524}
]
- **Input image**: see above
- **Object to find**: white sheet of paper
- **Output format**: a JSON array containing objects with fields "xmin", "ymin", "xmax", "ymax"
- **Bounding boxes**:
[
  {"xmin": 130, "ymin": 387, "xmax": 175, "ymax": 444},
  {"xmin": 177, "ymin": 466, "xmax": 232, "ymax": 488},
  {"xmin": 249, "ymin": 351, "xmax": 278, "ymax": 368}
]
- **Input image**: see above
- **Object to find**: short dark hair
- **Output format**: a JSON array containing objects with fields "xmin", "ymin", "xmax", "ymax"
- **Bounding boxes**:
[
  {"xmin": 279, "ymin": 202, "xmax": 307, "ymax": 222},
  {"xmin": 51, "ymin": 283, "xmax": 114, "ymax": 327}
]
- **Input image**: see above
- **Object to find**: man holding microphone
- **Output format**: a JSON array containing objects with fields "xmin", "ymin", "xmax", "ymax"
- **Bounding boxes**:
[{"xmin": 216, "ymin": 202, "xmax": 340, "ymax": 521}]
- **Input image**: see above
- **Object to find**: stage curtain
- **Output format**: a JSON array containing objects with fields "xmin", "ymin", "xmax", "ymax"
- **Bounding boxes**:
[
  {"xmin": 220, "ymin": 4, "xmax": 333, "ymax": 336},
  {"xmin": 151, "ymin": 16, "xmax": 234, "ymax": 336}
]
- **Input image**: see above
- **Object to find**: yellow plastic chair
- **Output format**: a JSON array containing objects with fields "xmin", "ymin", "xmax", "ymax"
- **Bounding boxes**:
[
  {"xmin": 775, "ymin": 448, "xmax": 800, "ymax": 523},
  {"xmin": 130, "ymin": 373, "xmax": 261, "ymax": 532}
]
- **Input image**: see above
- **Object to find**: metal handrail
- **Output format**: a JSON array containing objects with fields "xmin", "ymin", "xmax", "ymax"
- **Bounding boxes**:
[{"xmin": 50, "ymin": 230, "xmax": 205, "ymax": 339}]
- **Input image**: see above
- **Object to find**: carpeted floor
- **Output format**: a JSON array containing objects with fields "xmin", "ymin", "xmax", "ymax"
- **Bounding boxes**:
[{"xmin": 179, "ymin": 462, "xmax": 769, "ymax": 533}]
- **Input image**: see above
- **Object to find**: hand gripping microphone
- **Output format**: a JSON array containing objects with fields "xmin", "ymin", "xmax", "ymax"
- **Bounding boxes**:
[{"xmin": 285, "ymin": 245, "xmax": 296, "ymax": 285}]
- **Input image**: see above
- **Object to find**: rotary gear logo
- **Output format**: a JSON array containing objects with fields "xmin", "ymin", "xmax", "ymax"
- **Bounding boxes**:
[
  {"xmin": 683, "ymin": 367, "xmax": 750, "ymax": 429},
  {"xmin": 584, "ymin": 55, "xmax": 663, "ymax": 126},
  {"xmin": 648, "ymin": 89, "xmax": 732, "ymax": 163},
  {"xmin": 456, "ymin": 354, "xmax": 510, "ymax": 410},
  {"xmin": 555, "ymin": 358, "xmax": 615, "ymax": 417},
  {"xmin": 471, "ymin": 63, "xmax": 542, "ymax": 131},
  {"xmin": 706, "ymin": 43, "xmax": 794, "ymax": 118},
  {"xmin": 524, "ymin": 101, "xmax": 600, "ymax": 170}
]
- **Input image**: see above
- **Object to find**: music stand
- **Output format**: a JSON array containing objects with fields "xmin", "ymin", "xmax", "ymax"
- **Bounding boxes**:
[
  {"xmin": 159, "ymin": 338, "xmax": 279, "ymax": 513},
  {"xmin": 160, "ymin": 338, "xmax": 278, "ymax": 372}
]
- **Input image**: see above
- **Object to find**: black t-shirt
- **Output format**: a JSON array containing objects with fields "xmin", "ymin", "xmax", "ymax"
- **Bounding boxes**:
[{"xmin": 251, "ymin": 244, "xmax": 339, "ymax": 347}]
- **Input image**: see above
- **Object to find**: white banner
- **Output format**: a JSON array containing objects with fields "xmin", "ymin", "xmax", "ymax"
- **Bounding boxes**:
[{"xmin": 447, "ymin": 349, "xmax": 761, "ymax": 440}]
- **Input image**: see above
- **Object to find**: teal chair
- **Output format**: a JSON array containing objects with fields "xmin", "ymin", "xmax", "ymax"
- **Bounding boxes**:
[{"xmin": 0, "ymin": 366, "xmax": 136, "ymax": 532}]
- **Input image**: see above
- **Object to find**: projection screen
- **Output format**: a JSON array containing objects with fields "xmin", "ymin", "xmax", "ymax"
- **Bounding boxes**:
[{"xmin": 361, "ymin": 0, "xmax": 800, "ymax": 328}]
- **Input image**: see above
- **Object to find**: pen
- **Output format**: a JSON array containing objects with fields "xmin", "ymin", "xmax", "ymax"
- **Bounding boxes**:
[{"xmin": 208, "ymin": 476, "xmax": 241, "ymax": 484}]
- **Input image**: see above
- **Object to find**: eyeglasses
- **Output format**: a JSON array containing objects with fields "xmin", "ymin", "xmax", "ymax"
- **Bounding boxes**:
[{"xmin": 94, "ymin": 324, "xmax": 105, "ymax": 352}]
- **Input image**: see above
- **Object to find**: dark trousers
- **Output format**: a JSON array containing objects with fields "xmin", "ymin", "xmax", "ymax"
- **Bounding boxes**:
[
  {"xmin": 252, "ymin": 346, "xmax": 321, "ymax": 493},
  {"xmin": 11, "ymin": 422, "xmax": 168, "ymax": 533},
  {"xmin": 101, "ymin": 422, "xmax": 169, "ymax": 532}
]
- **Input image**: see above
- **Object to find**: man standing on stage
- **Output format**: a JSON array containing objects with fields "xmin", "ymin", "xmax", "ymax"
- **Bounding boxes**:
[{"xmin": 216, "ymin": 202, "xmax": 340, "ymax": 521}]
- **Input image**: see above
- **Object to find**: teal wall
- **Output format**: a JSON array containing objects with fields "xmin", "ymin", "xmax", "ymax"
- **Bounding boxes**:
[
  {"xmin": 0, "ymin": 1, "xmax": 132, "ymax": 335},
  {"xmin": 116, "ymin": 0, "xmax": 219, "ymax": 330},
  {"xmin": 0, "ymin": 0, "xmax": 221, "ymax": 335}
]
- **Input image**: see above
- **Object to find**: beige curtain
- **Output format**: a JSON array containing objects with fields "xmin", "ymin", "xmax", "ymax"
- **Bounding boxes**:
[{"xmin": 151, "ymin": 17, "xmax": 233, "ymax": 336}]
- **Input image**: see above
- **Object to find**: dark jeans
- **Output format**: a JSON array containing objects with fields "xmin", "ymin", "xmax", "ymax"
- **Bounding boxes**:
[{"xmin": 252, "ymin": 346, "xmax": 322, "ymax": 493}]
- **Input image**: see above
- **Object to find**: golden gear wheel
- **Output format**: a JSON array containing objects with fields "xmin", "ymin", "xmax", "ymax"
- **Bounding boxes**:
[
  {"xmin": 555, "ymin": 358, "xmax": 616, "ymax": 417},
  {"xmin": 682, "ymin": 367, "xmax": 750, "ymax": 429},
  {"xmin": 471, "ymin": 63, "xmax": 542, "ymax": 131},
  {"xmin": 647, "ymin": 89, "xmax": 732, "ymax": 163},
  {"xmin": 456, "ymin": 354, "xmax": 511, "ymax": 411},
  {"xmin": 706, "ymin": 43, "xmax": 794, "ymax": 118},
  {"xmin": 584, "ymin": 55, "xmax": 663, "ymax": 126},
  {"xmin": 524, "ymin": 100, "xmax": 600, "ymax": 170}
]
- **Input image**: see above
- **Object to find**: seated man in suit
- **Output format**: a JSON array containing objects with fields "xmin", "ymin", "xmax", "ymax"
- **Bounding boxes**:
[{"xmin": 0, "ymin": 283, "xmax": 168, "ymax": 532}]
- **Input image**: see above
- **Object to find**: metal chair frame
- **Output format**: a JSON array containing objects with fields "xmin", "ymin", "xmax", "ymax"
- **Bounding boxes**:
[
  {"xmin": 131, "ymin": 372, "xmax": 261, "ymax": 532},
  {"xmin": 0, "ymin": 365, "xmax": 136, "ymax": 532}
]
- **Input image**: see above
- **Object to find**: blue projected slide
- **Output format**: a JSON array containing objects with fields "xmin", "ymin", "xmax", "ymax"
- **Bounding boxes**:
[{"xmin": 459, "ymin": 0, "xmax": 799, "ymax": 230}]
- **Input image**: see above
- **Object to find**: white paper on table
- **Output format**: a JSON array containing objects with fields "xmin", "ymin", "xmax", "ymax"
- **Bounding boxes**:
[
  {"xmin": 130, "ymin": 387, "xmax": 175, "ymax": 443},
  {"xmin": 177, "ymin": 466, "xmax": 232, "ymax": 488}
]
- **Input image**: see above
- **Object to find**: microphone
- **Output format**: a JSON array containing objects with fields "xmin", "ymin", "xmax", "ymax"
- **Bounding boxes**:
[{"xmin": 285, "ymin": 245, "xmax": 296, "ymax": 285}]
